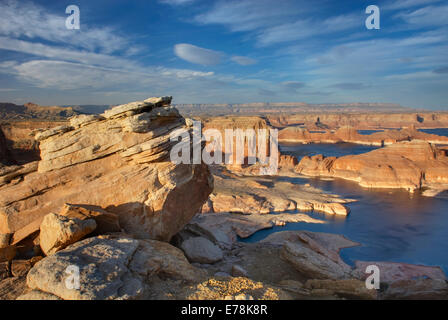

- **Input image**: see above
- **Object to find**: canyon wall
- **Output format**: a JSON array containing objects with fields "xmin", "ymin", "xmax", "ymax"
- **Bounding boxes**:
[
  {"xmin": 279, "ymin": 126, "xmax": 448, "ymax": 146},
  {"xmin": 295, "ymin": 140, "xmax": 448, "ymax": 193},
  {"xmin": 268, "ymin": 113, "xmax": 448, "ymax": 129},
  {"xmin": 0, "ymin": 121, "xmax": 65, "ymax": 164}
]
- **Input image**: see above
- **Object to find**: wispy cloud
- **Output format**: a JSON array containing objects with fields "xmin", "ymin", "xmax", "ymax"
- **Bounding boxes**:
[
  {"xmin": 0, "ymin": 0, "xmax": 134, "ymax": 54},
  {"xmin": 256, "ymin": 14, "xmax": 360, "ymax": 46},
  {"xmin": 395, "ymin": 4, "xmax": 448, "ymax": 27},
  {"xmin": 231, "ymin": 56, "xmax": 257, "ymax": 65},
  {"xmin": 174, "ymin": 43, "xmax": 223, "ymax": 65},
  {"xmin": 194, "ymin": 0, "xmax": 306, "ymax": 32},
  {"xmin": 193, "ymin": 0, "xmax": 360, "ymax": 47},
  {"xmin": 159, "ymin": 0, "xmax": 195, "ymax": 5},
  {"xmin": 384, "ymin": 0, "xmax": 442, "ymax": 10}
]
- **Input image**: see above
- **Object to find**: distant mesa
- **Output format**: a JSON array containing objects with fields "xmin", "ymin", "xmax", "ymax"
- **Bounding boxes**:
[{"xmin": 0, "ymin": 102, "xmax": 79, "ymax": 121}]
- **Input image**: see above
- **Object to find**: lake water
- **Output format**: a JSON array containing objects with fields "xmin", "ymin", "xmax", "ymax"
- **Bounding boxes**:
[
  {"xmin": 419, "ymin": 128, "xmax": 448, "ymax": 138},
  {"xmin": 242, "ymin": 143, "xmax": 448, "ymax": 273},
  {"xmin": 357, "ymin": 128, "xmax": 448, "ymax": 138},
  {"xmin": 280, "ymin": 142, "xmax": 378, "ymax": 160}
]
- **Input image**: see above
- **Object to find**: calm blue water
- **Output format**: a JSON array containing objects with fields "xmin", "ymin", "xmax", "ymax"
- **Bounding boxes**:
[
  {"xmin": 357, "ymin": 128, "xmax": 448, "ymax": 138},
  {"xmin": 280, "ymin": 142, "xmax": 378, "ymax": 161},
  {"xmin": 419, "ymin": 128, "xmax": 448, "ymax": 138},
  {"xmin": 357, "ymin": 129, "xmax": 384, "ymax": 135},
  {"xmin": 242, "ymin": 143, "xmax": 448, "ymax": 273}
]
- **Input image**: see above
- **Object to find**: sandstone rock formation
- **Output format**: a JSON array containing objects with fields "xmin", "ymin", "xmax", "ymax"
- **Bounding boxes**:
[
  {"xmin": 304, "ymin": 279, "xmax": 377, "ymax": 300},
  {"xmin": 39, "ymin": 213, "xmax": 97, "ymax": 255},
  {"xmin": 296, "ymin": 140, "xmax": 448, "ymax": 193},
  {"xmin": 279, "ymin": 232, "xmax": 358, "ymax": 280},
  {"xmin": 269, "ymin": 112, "xmax": 448, "ymax": 130},
  {"xmin": 279, "ymin": 125, "xmax": 448, "ymax": 146},
  {"xmin": 0, "ymin": 97, "xmax": 213, "ymax": 246},
  {"xmin": 20, "ymin": 234, "xmax": 204, "ymax": 300},
  {"xmin": 201, "ymin": 116, "xmax": 272, "ymax": 168},
  {"xmin": 202, "ymin": 168, "xmax": 352, "ymax": 215},
  {"xmin": 60, "ymin": 204, "xmax": 121, "ymax": 235},
  {"xmin": 180, "ymin": 236, "xmax": 224, "ymax": 264}
]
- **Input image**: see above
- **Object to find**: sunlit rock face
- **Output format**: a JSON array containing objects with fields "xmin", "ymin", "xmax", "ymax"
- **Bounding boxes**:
[
  {"xmin": 296, "ymin": 140, "xmax": 448, "ymax": 193},
  {"xmin": 0, "ymin": 97, "xmax": 213, "ymax": 244}
]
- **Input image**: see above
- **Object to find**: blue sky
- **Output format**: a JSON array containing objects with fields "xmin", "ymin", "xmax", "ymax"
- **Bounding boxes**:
[{"xmin": 0, "ymin": 0, "xmax": 447, "ymax": 109}]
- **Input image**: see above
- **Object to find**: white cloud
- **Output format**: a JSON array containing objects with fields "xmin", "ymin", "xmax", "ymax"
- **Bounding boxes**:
[
  {"xmin": 257, "ymin": 14, "xmax": 360, "ymax": 46},
  {"xmin": 174, "ymin": 43, "xmax": 223, "ymax": 65},
  {"xmin": 0, "ymin": 0, "xmax": 135, "ymax": 54},
  {"xmin": 194, "ymin": 0, "xmax": 307, "ymax": 32},
  {"xmin": 384, "ymin": 0, "xmax": 442, "ymax": 10},
  {"xmin": 194, "ymin": 1, "xmax": 360, "ymax": 47},
  {"xmin": 0, "ymin": 37, "xmax": 139, "ymax": 70},
  {"xmin": 231, "ymin": 56, "xmax": 257, "ymax": 65},
  {"xmin": 395, "ymin": 5, "xmax": 448, "ymax": 27},
  {"xmin": 10, "ymin": 59, "xmax": 215, "ymax": 90},
  {"xmin": 159, "ymin": 0, "xmax": 195, "ymax": 5}
]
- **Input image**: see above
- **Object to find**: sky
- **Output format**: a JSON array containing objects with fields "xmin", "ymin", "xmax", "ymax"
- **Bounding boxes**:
[{"xmin": 0, "ymin": 0, "xmax": 447, "ymax": 109}]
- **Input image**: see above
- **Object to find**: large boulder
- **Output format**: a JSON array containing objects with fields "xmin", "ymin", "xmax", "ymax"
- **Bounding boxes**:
[
  {"xmin": 19, "ymin": 235, "xmax": 203, "ymax": 300},
  {"xmin": 279, "ymin": 231, "xmax": 359, "ymax": 280},
  {"xmin": 0, "ymin": 97, "xmax": 213, "ymax": 244},
  {"xmin": 353, "ymin": 261, "xmax": 448, "ymax": 299},
  {"xmin": 305, "ymin": 279, "xmax": 377, "ymax": 300}
]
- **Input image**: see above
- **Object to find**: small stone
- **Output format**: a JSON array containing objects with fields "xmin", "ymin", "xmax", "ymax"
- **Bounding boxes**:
[
  {"xmin": 60, "ymin": 203, "xmax": 121, "ymax": 235},
  {"xmin": 39, "ymin": 213, "xmax": 96, "ymax": 256},
  {"xmin": 231, "ymin": 265, "xmax": 248, "ymax": 277},
  {"xmin": 181, "ymin": 237, "xmax": 223, "ymax": 264}
]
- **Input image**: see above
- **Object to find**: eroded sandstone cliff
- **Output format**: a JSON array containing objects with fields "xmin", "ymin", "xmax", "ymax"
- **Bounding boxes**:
[
  {"xmin": 296, "ymin": 140, "xmax": 448, "ymax": 193},
  {"xmin": 0, "ymin": 97, "xmax": 213, "ymax": 246},
  {"xmin": 279, "ymin": 125, "xmax": 448, "ymax": 146}
]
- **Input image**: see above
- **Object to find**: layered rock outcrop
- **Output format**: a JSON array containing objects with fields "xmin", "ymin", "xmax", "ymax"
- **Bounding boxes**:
[
  {"xmin": 201, "ymin": 168, "xmax": 352, "ymax": 216},
  {"xmin": 296, "ymin": 140, "xmax": 448, "ymax": 193},
  {"xmin": 269, "ymin": 112, "xmax": 448, "ymax": 130},
  {"xmin": 0, "ymin": 97, "xmax": 213, "ymax": 246},
  {"xmin": 279, "ymin": 125, "xmax": 448, "ymax": 146}
]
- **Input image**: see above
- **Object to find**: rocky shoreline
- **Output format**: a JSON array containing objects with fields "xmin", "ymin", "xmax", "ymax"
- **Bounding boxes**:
[
  {"xmin": 279, "ymin": 126, "xmax": 448, "ymax": 146},
  {"xmin": 295, "ymin": 140, "xmax": 448, "ymax": 195}
]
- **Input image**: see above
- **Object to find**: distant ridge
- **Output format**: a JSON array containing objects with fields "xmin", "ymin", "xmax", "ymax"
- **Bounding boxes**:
[
  {"xmin": 0, "ymin": 102, "xmax": 80, "ymax": 121},
  {"xmin": 174, "ymin": 102, "xmax": 417, "ymax": 117}
]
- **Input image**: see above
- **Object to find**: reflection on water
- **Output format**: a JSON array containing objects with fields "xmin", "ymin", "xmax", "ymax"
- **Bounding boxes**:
[{"xmin": 242, "ymin": 143, "xmax": 448, "ymax": 273}]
